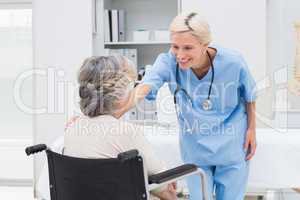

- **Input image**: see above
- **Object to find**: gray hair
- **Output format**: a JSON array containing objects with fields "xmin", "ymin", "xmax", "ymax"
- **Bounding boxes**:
[
  {"xmin": 169, "ymin": 12, "xmax": 212, "ymax": 45},
  {"xmin": 78, "ymin": 55, "xmax": 137, "ymax": 117}
]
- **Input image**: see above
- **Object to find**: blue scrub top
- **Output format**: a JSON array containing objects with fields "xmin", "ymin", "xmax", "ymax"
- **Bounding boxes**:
[{"xmin": 142, "ymin": 45, "xmax": 257, "ymax": 166}]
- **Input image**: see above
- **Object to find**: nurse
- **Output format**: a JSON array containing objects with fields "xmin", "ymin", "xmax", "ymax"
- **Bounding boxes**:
[{"xmin": 125, "ymin": 12, "xmax": 257, "ymax": 200}]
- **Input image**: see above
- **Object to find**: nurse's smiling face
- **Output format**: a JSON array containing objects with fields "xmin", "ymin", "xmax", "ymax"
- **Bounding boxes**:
[{"xmin": 171, "ymin": 31, "xmax": 208, "ymax": 70}]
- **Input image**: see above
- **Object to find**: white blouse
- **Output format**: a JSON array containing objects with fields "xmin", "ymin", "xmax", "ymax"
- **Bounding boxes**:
[{"xmin": 64, "ymin": 114, "xmax": 166, "ymax": 175}]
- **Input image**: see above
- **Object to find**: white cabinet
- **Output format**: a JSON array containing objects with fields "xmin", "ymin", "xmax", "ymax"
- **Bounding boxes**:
[
  {"xmin": 268, "ymin": 0, "xmax": 300, "ymax": 128},
  {"xmin": 94, "ymin": 0, "xmax": 180, "ymax": 68}
]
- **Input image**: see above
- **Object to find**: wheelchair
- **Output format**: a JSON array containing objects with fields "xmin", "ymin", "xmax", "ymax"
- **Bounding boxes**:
[{"xmin": 26, "ymin": 144, "xmax": 209, "ymax": 200}]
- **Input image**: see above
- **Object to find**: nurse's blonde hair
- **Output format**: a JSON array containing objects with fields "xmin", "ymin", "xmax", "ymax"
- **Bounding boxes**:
[{"xmin": 169, "ymin": 12, "xmax": 212, "ymax": 45}]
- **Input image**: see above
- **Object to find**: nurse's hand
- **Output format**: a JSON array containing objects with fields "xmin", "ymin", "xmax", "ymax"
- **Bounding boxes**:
[{"xmin": 244, "ymin": 128, "xmax": 257, "ymax": 160}]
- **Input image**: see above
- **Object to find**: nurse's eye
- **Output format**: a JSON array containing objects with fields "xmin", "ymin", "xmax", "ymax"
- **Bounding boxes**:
[
  {"xmin": 184, "ymin": 46, "xmax": 193, "ymax": 50},
  {"xmin": 171, "ymin": 45, "xmax": 179, "ymax": 50}
]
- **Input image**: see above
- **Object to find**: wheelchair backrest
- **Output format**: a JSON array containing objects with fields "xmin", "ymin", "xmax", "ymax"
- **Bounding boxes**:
[{"xmin": 46, "ymin": 150, "xmax": 147, "ymax": 200}]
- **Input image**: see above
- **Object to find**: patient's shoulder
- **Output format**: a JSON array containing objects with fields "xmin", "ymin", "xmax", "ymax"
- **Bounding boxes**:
[
  {"xmin": 64, "ymin": 115, "xmax": 82, "ymax": 133},
  {"xmin": 121, "ymin": 121, "xmax": 145, "ymax": 138}
]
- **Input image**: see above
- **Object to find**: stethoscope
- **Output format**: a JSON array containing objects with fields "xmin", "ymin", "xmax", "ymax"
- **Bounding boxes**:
[{"xmin": 173, "ymin": 50, "xmax": 215, "ymax": 115}]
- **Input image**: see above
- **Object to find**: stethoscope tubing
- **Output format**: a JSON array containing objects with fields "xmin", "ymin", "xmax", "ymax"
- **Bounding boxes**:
[{"xmin": 173, "ymin": 50, "xmax": 215, "ymax": 108}]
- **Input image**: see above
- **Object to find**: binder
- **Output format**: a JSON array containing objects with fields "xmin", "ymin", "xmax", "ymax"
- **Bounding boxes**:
[
  {"xmin": 108, "ymin": 49, "xmax": 123, "ymax": 56},
  {"xmin": 118, "ymin": 10, "xmax": 125, "ymax": 42},
  {"xmin": 104, "ymin": 10, "xmax": 111, "ymax": 42},
  {"xmin": 111, "ymin": 10, "xmax": 119, "ymax": 42}
]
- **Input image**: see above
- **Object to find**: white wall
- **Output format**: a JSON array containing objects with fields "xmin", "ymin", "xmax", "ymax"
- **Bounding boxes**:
[
  {"xmin": 267, "ymin": 0, "xmax": 300, "ymax": 128},
  {"xmin": 182, "ymin": 0, "xmax": 266, "ymax": 81},
  {"xmin": 0, "ymin": 139, "xmax": 33, "ymax": 183},
  {"xmin": 33, "ymin": 0, "xmax": 94, "ymax": 193},
  {"xmin": 0, "ymin": 3, "xmax": 33, "ymax": 184}
]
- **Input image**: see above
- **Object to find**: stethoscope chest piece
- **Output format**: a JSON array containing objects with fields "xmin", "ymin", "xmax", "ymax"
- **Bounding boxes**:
[
  {"xmin": 202, "ymin": 99, "xmax": 213, "ymax": 111},
  {"xmin": 174, "ymin": 50, "xmax": 215, "ymax": 113}
]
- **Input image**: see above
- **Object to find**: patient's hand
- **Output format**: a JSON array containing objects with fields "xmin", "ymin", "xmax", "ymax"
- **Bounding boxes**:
[
  {"xmin": 170, "ymin": 182, "xmax": 177, "ymax": 191},
  {"xmin": 156, "ymin": 182, "xmax": 178, "ymax": 200}
]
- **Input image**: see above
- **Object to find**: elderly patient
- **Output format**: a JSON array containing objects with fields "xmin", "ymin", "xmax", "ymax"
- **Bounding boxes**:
[{"xmin": 64, "ymin": 55, "xmax": 177, "ymax": 200}]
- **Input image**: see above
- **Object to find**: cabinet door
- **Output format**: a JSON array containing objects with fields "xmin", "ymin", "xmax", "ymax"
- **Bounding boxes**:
[{"xmin": 181, "ymin": 0, "xmax": 266, "ymax": 80}]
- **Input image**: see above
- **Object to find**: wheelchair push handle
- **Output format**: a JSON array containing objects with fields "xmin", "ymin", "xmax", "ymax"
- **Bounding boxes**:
[
  {"xmin": 117, "ymin": 149, "xmax": 139, "ymax": 162},
  {"xmin": 25, "ymin": 144, "xmax": 47, "ymax": 156}
]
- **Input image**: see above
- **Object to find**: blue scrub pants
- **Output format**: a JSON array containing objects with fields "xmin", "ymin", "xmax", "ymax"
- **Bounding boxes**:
[{"xmin": 186, "ymin": 161, "xmax": 249, "ymax": 200}]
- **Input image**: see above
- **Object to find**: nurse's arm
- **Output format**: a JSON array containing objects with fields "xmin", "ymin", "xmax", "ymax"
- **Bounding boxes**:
[
  {"xmin": 246, "ymin": 102, "xmax": 256, "ymax": 130},
  {"xmin": 114, "ymin": 84, "xmax": 152, "ymax": 118},
  {"xmin": 244, "ymin": 102, "xmax": 257, "ymax": 160}
]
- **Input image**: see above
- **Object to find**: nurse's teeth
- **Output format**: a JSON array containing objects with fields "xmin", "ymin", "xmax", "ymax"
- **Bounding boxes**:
[{"xmin": 180, "ymin": 60, "xmax": 189, "ymax": 65}]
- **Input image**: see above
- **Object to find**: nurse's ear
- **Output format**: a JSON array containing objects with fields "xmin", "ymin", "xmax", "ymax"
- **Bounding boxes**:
[
  {"xmin": 200, "ymin": 43, "xmax": 209, "ymax": 55},
  {"xmin": 202, "ymin": 43, "xmax": 209, "ymax": 49}
]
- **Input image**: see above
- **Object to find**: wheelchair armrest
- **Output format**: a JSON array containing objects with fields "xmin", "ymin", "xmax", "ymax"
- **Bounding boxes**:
[{"xmin": 148, "ymin": 164, "xmax": 197, "ymax": 184}]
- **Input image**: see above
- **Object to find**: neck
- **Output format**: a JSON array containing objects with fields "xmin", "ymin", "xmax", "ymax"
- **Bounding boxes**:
[
  {"xmin": 111, "ymin": 98, "xmax": 130, "ymax": 119},
  {"xmin": 111, "ymin": 112, "xmax": 122, "ymax": 119},
  {"xmin": 111, "ymin": 108, "xmax": 126, "ymax": 119},
  {"xmin": 192, "ymin": 48, "xmax": 216, "ymax": 79}
]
